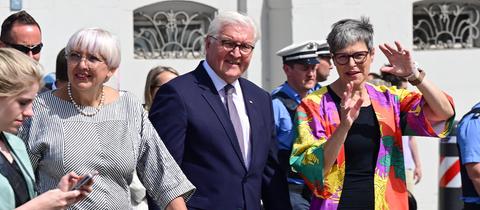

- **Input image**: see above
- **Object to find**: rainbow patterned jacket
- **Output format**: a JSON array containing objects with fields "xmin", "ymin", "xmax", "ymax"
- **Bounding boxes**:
[{"xmin": 290, "ymin": 83, "xmax": 455, "ymax": 210}]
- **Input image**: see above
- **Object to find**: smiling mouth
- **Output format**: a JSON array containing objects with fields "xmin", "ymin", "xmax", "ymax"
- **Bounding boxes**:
[
  {"xmin": 345, "ymin": 71, "xmax": 360, "ymax": 76},
  {"xmin": 226, "ymin": 60, "xmax": 240, "ymax": 65},
  {"xmin": 75, "ymin": 73, "xmax": 91, "ymax": 80}
]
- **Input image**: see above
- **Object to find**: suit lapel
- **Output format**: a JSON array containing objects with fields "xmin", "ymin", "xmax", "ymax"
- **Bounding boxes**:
[{"xmin": 194, "ymin": 64, "xmax": 247, "ymax": 170}]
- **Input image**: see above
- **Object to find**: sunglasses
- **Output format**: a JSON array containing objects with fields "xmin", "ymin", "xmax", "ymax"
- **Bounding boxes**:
[{"xmin": 5, "ymin": 42, "xmax": 43, "ymax": 55}]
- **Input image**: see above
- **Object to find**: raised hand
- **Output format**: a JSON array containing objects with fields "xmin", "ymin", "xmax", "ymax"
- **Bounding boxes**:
[
  {"xmin": 378, "ymin": 41, "xmax": 416, "ymax": 77},
  {"xmin": 339, "ymin": 81, "xmax": 364, "ymax": 128}
]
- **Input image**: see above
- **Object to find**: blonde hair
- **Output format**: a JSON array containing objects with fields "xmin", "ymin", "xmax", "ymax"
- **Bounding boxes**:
[
  {"xmin": 65, "ymin": 28, "xmax": 121, "ymax": 69},
  {"xmin": 143, "ymin": 66, "xmax": 179, "ymax": 110},
  {"xmin": 0, "ymin": 48, "xmax": 43, "ymax": 97}
]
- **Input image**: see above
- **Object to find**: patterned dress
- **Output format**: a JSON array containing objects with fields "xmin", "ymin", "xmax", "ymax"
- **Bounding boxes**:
[
  {"xmin": 290, "ymin": 84, "xmax": 455, "ymax": 210},
  {"xmin": 18, "ymin": 91, "xmax": 195, "ymax": 210}
]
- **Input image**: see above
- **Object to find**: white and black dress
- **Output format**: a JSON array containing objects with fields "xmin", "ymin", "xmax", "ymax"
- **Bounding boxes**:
[{"xmin": 18, "ymin": 90, "xmax": 195, "ymax": 210}]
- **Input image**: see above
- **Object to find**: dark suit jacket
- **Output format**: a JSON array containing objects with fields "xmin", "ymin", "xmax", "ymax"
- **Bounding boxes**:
[{"xmin": 149, "ymin": 61, "xmax": 291, "ymax": 210}]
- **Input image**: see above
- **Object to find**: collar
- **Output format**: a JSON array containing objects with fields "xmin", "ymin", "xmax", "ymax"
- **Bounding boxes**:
[
  {"xmin": 203, "ymin": 60, "xmax": 241, "ymax": 92},
  {"xmin": 275, "ymin": 82, "xmax": 309, "ymax": 103}
]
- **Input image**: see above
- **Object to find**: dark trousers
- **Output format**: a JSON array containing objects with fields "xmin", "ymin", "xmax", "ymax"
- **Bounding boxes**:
[{"xmin": 464, "ymin": 202, "xmax": 480, "ymax": 210}]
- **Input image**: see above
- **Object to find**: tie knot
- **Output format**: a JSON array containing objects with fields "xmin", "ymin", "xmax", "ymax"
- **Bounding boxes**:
[{"xmin": 224, "ymin": 84, "xmax": 235, "ymax": 95}]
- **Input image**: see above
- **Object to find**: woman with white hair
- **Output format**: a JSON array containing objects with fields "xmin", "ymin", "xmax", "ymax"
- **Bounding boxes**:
[
  {"xmin": 0, "ymin": 48, "xmax": 92, "ymax": 209},
  {"xmin": 19, "ymin": 28, "xmax": 195, "ymax": 209}
]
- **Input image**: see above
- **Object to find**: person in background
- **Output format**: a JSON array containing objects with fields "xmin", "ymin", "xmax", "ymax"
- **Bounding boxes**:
[
  {"xmin": 149, "ymin": 11, "xmax": 291, "ymax": 210},
  {"xmin": 143, "ymin": 66, "xmax": 179, "ymax": 110},
  {"xmin": 54, "ymin": 48, "xmax": 69, "ymax": 90},
  {"xmin": 457, "ymin": 102, "xmax": 480, "ymax": 210},
  {"xmin": 39, "ymin": 48, "xmax": 69, "ymax": 93},
  {"xmin": 0, "ymin": 11, "xmax": 42, "ymax": 61},
  {"xmin": 367, "ymin": 72, "xmax": 382, "ymax": 81},
  {"xmin": 273, "ymin": 41, "xmax": 319, "ymax": 210},
  {"xmin": 39, "ymin": 73, "xmax": 56, "ymax": 92},
  {"xmin": 290, "ymin": 17, "xmax": 455, "ymax": 210},
  {"xmin": 18, "ymin": 28, "xmax": 195, "ymax": 210},
  {"xmin": 366, "ymin": 72, "xmax": 390, "ymax": 86},
  {"xmin": 0, "ymin": 48, "xmax": 92, "ymax": 210},
  {"xmin": 314, "ymin": 40, "xmax": 333, "ymax": 90},
  {"xmin": 382, "ymin": 72, "xmax": 423, "ymax": 194}
]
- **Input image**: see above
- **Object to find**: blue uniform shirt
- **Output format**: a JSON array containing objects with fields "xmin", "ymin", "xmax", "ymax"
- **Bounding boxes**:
[
  {"xmin": 272, "ymin": 82, "xmax": 303, "ymax": 151},
  {"xmin": 457, "ymin": 102, "xmax": 480, "ymax": 203}
]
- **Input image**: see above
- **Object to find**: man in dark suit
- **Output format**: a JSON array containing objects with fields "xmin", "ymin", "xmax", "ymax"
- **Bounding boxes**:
[{"xmin": 149, "ymin": 11, "xmax": 291, "ymax": 210}]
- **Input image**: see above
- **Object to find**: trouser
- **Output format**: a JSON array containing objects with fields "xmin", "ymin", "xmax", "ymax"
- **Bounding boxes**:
[
  {"xmin": 464, "ymin": 202, "xmax": 480, "ymax": 210},
  {"xmin": 289, "ymin": 184, "xmax": 311, "ymax": 210}
]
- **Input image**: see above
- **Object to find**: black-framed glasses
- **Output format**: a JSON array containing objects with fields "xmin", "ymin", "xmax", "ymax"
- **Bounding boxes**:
[
  {"xmin": 333, "ymin": 51, "xmax": 369, "ymax": 65},
  {"xmin": 209, "ymin": 36, "xmax": 255, "ymax": 55},
  {"xmin": 4, "ymin": 42, "xmax": 43, "ymax": 55}
]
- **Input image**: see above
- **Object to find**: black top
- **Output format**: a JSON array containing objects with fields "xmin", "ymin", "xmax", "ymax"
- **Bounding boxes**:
[
  {"xmin": 327, "ymin": 87, "xmax": 380, "ymax": 210},
  {"xmin": 0, "ymin": 132, "xmax": 30, "ymax": 207}
]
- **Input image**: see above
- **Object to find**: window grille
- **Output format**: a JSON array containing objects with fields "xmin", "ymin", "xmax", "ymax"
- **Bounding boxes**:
[
  {"xmin": 134, "ymin": 1, "xmax": 217, "ymax": 59},
  {"xmin": 413, "ymin": 2, "xmax": 480, "ymax": 50}
]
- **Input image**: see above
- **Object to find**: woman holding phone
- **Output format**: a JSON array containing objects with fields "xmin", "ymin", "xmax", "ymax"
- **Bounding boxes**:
[
  {"xmin": 19, "ymin": 28, "xmax": 195, "ymax": 210},
  {"xmin": 0, "ymin": 48, "xmax": 92, "ymax": 209}
]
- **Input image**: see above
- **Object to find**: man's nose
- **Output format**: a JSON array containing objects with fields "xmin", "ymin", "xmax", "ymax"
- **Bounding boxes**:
[
  {"xmin": 230, "ymin": 46, "xmax": 242, "ymax": 57},
  {"xmin": 27, "ymin": 50, "xmax": 34, "ymax": 59}
]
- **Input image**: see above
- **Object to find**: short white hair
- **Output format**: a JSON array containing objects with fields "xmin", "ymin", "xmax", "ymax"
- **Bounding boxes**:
[
  {"xmin": 207, "ymin": 11, "xmax": 260, "ymax": 43},
  {"xmin": 65, "ymin": 28, "xmax": 121, "ymax": 69}
]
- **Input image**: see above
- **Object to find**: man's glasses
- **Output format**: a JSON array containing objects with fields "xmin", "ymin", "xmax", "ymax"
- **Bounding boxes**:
[
  {"xmin": 67, "ymin": 52, "xmax": 105, "ymax": 67},
  {"xmin": 333, "ymin": 51, "xmax": 369, "ymax": 65},
  {"xmin": 4, "ymin": 42, "xmax": 43, "ymax": 55},
  {"xmin": 209, "ymin": 36, "xmax": 255, "ymax": 55}
]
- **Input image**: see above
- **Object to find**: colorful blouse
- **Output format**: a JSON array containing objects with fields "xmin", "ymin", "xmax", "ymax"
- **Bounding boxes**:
[{"xmin": 290, "ymin": 84, "xmax": 455, "ymax": 210}]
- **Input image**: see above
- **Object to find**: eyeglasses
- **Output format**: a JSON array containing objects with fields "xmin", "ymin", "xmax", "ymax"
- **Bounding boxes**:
[
  {"xmin": 333, "ymin": 51, "xmax": 369, "ymax": 65},
  {"xmin": 209, "ymin": 36, "xmax": 255, "ymax": 55},
  {"xmin": 67, "ymin": 52, "xmax": 105, "ymax": 67},
  {"xmin": 4, "ymin": 42, "xmax": 43, "ymax": 55}
]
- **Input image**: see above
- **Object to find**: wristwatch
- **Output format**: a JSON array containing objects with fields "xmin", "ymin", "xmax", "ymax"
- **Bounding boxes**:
[{"xmin": 407, "ymin": 68, "xmax": 425, "ymax": 86}]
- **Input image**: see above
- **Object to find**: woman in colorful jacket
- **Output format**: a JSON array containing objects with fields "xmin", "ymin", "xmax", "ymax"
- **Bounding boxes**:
[{"xmin": 290, "ymin": 17, "xmax": 455, "ymax": 210}]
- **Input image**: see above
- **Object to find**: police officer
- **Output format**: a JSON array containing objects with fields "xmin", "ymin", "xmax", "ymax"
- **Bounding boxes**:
[
  {"xmin": 272, "ymin": 41, "xmax": 321, "ymax": 210},
  {"xmin": 314, "ymin": 40, "xmax": 333, "ymax": 90},
  {"xmin": 457, "ymin": 102, "xmax": 480, "ymax": 210}
]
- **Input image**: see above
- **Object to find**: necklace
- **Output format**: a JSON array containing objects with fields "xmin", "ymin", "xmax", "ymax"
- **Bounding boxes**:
[{"xmin": 67, "ymin": 82, "xmax": 105, "ymax": 117}]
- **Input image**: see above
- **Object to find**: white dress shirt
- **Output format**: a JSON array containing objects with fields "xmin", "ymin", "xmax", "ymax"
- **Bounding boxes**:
[{"xmin": 203, "ymin": 61, "xmax": 251, "ymax": 167}]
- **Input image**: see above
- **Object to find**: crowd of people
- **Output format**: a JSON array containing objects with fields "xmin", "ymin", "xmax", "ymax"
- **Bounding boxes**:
[{"xmin": 3, "ymin": 9, "xmax": 478, "ymax": 210}]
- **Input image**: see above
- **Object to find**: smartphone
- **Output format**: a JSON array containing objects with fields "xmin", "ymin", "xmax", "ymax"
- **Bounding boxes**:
[{"xmin": 71, "ymin": 171, "xmax": 98, "ymax": 191}]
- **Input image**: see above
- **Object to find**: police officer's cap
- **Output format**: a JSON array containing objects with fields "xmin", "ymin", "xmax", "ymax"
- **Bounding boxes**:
[
  {"xmin": 276, "ymin": 41, "xmax": 320, "ymax": 65},
  {"xmin": 315, "ymin": 40, "xmax": 330, "ymax": 56}
]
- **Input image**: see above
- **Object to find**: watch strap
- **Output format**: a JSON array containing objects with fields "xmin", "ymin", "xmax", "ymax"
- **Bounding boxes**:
[{"xmin": 408, "ymin": 69, "xmax": 425, "ymax": 86}]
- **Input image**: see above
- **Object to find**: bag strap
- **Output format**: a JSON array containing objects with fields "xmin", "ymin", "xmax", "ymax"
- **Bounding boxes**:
[
  {"xmin": 272, "ymin": 91, "xmax": 298, "ymax": 123},
  {"xmin": 460, "ymin": 107, "xmax": 480, "ymax": 122}
]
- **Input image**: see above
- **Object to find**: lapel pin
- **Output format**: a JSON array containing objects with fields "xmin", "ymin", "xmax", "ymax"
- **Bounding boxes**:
[{"xmin": 249, "ymin": 100, "xmax": 253, "ymax": 104}]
